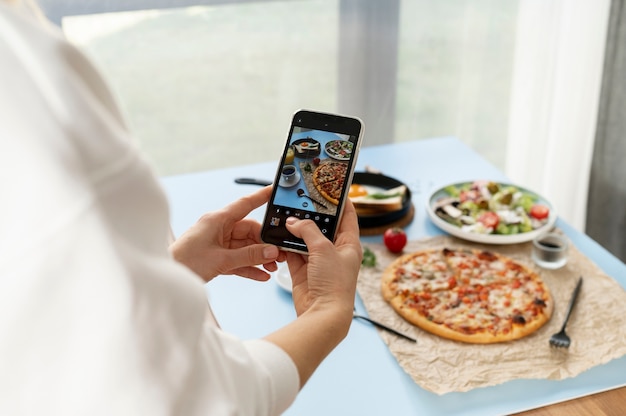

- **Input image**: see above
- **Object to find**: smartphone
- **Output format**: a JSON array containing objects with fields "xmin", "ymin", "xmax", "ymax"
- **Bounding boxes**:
[{"xmin": 260, "ymin": 109, "xmax": 363, "ymax": 254}]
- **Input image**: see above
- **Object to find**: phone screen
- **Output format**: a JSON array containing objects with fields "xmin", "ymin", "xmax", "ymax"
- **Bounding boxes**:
[{"xmin": 261, "ymin": 110, "xmax": 363, "ymax": 253}]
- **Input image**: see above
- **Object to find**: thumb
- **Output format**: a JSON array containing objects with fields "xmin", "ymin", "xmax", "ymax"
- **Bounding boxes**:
[{"xmin": 285, "ymin": 217, "xmax": 327, "ymax": 250}]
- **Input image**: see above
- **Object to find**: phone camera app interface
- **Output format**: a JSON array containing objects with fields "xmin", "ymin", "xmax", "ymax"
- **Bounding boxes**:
[{"xmin": 269, "ymin": 126, "xmax": 357, "ymax": 241}]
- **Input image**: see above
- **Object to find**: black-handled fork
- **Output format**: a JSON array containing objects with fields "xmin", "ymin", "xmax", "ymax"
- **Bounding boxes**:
[{"xmin": 549, "ymin": 276, "xmax": 583, "ymax": 348}]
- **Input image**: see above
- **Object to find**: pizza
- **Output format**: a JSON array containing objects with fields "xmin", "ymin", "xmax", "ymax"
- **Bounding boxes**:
[
  {"xmin": 381, "ymin": 247, "xmax": 553, "ymax": 344},
  {"xmin": 312, "ymin": 160, "xmax": 348, "ymax": 205}
]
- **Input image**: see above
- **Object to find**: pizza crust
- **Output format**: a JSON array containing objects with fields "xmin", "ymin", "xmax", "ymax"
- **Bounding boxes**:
[
  {"xmin": 312, "ymin": 161, "xmax": 347, "ymax": 205},
  {"xmin": 381, "ymin": 248, "xmax": 553, "ymax": 344}
]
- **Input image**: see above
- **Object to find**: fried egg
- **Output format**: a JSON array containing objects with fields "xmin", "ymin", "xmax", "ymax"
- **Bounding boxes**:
[
  {"xmin": 348, "ymin": 184, "xmax": 407, "ymax": 214},
  {"xmin": 349, "ymin": 184, "xmax": 369, "ymax": 198}
]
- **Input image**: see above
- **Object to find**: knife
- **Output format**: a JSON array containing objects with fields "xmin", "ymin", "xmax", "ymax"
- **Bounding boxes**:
[
  {"xmin": 353, "ymin": 308, "xmax": 417, "ymax": 343},
  {"xmin": 234, "ymin": 178, "xmax": 272, "ymax": 186}
]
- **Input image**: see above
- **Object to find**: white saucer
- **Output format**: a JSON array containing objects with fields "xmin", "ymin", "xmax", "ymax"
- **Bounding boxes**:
[
  {"xmin": 278, "ymin": 172, "xmax": 301, "ymax": 188},
  {"xmin": 273, "ymin": 263, "xmax": 292, "ymax": 293}
]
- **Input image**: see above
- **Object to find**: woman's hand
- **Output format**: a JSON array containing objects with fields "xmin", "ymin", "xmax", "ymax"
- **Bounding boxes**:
[
  {"xmin": 169, "ymin": 186, "xmax": 285, "ymax": 282},
  {"xmin": 284, "ymin": 200, "xmax": 362, "ymax": 317},
  {"xmin": 264, "ymin": 200, "xmax": 362, "ymax": 388}
]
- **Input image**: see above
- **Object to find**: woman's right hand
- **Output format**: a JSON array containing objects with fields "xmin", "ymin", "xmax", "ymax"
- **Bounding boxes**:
[
  {"xmin": 283, "ymin": 200, "xmax": 362, "ymax": 319},
  {"xmin": 264, "ymin": 200, "xmax": 362, "ymax": 388}
]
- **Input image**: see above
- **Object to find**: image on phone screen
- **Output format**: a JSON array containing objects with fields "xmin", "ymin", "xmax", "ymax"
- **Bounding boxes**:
[{"xmin": 261, "ymin": 111, "xmax": 362, "ymax": 253}]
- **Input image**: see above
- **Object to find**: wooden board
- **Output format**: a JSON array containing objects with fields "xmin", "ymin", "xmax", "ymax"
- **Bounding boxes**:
[{"xmin": 358, "ymin": 203, "xmax": 415, "ymax": 236}]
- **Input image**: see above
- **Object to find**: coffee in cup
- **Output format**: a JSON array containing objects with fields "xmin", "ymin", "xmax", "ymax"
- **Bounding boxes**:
[{"xmin": 282, "ymin": 165, "xmax": 296, "ymax": 182}]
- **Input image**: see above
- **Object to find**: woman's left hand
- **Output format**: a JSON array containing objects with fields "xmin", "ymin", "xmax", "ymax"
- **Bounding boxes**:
[{"xmin": 169, "ymin": 186, "xmax": 285, "ymax": 282}]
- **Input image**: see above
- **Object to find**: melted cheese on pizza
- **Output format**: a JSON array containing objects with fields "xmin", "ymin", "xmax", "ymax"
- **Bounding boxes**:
[{"xmin": 381, "ymin": 247, "xmax": 553, "ymax": 343}]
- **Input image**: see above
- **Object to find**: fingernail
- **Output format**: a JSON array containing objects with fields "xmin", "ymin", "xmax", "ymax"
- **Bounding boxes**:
[
  {"xmin": 285, "ymin": 217, "xmax": 298, "ymax": 225},
  {"xmin": 263, "ymin": 245, "xmax": 279, "ymax": 259}
]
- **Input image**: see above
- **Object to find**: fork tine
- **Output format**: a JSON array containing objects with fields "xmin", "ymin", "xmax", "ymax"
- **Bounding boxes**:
[
  {"xmin": 551, "ymin": 339, "xmax": 569, "ymax": 348},
  {"xmin": 548, "ymin": 277, "xmax": 582, "ymax": 348},
  {"xmin": 549, "ymin": 337, "xmax": 568, "ymax": 348}
]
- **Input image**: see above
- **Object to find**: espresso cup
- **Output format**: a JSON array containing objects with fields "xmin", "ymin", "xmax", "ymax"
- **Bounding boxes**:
[{"xmin": 282, "ymin": 165, "xmax": 296, "ymax": 182}]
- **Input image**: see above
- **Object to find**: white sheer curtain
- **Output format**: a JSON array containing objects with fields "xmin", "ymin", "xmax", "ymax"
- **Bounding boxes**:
[{"xmin": 505, "ymin": 0, "xmax": 611, "ymax": 232}]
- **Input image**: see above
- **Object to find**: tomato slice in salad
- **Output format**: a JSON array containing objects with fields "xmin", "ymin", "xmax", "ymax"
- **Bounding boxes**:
[
  {"xmin": 530, "ymin": 204, "xmax": 550, "ymax": 220},
  {"xmin": 477, "ymin": 211, "xmax": 500, "ymax": 229}
]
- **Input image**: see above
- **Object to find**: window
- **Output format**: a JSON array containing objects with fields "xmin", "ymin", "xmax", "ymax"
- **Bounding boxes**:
[
  {"xmin": 61, "ymin": 1, "xmax": 339, "ymax": 175},
  {"xmin": 395, "ymin": 1, "xmax": 519, "ymax": 166},
  {"xmin": 55, "ymin": 0, "xmax": 519, "ymax": 177}
]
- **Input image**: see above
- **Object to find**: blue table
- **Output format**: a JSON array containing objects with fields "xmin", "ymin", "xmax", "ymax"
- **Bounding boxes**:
[{"xmin": 161, "ymin": 137, "xmax": 626, "ymax": 415}]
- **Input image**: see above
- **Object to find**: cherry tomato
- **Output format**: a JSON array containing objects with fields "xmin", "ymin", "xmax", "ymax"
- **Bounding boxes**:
[
  {"xmin": 460, "ymin": 189, "xmax": 478, "ymax": 202},
  {"xmin": 530, "ymin": 204, "xmax": 550, "ymax": 220},
  {"xmin": 312, "ymin": 157, "xmax": 321, "ymax": 166},
  {"xmin": 383, "ymin": 227, "xmax": 407, "ymax": 253},
  {"xmin": 477, "ymin": 211, "xmax": 500, "ymax": 229}
]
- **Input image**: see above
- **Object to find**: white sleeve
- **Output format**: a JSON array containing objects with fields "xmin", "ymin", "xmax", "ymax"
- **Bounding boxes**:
[
  {"xmin": 0, "ymin": 4, "xmax": 299, "ymax": 415},
  {"xmin": 243, "ymin": 340, "xmax": 301, "ymax": 414},
  {"xmin": 182, "ymin": 331, "xmax": 300, "ymax": 415}
]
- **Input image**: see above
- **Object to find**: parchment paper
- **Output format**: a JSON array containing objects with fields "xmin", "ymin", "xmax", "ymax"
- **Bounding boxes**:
[{"xmin": 357, "ymin": 233, "xmax": 626, "ymax": 394}]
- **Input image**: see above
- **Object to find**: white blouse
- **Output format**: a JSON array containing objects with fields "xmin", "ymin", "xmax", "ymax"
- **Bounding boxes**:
[{"xmin": 0, "ymin": 3, "xmax": 299, "ymax": 415}]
